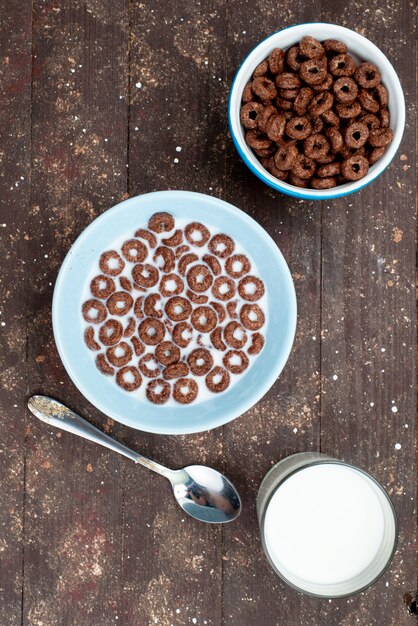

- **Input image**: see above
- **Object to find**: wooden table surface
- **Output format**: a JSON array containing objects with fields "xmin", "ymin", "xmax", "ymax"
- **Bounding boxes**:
[{"xmin": 0, "ymin": 1, "xmax": 416, "ymax": 625}]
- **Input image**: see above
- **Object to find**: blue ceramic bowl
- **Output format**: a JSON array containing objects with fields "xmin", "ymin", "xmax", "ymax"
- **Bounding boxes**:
[
  {"xmin": 229, "ymin": 23, "xmax": 405, "ymax": 200},
  {"xmin": 53, "ymin": 191, "xmax": 297, "ymax": 434}
]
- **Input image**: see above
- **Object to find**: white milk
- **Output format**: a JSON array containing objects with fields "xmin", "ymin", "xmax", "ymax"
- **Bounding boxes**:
[{"xmin": 263, "ymin": 463, "xmax": 386, "ymax": 586}]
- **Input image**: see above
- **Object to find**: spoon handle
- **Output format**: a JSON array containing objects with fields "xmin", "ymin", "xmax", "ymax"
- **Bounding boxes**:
[{"xmin": 27, "ymin": 395, "xmax": 173, "ymax": 478}]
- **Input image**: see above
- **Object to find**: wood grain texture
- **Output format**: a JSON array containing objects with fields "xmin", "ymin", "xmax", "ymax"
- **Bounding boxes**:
[
  {"xmin": 0, "ymin": 1, "xmax": 32, "ymax": 623},
  {"xmin": 0, "ymin": 0, "xmax": 415, "ymax": 624}
]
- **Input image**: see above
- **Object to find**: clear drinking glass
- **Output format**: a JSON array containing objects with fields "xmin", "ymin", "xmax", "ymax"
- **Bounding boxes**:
[{"xmin": 257, "ymin": 452, "xmax": 398, "ymax": 598}]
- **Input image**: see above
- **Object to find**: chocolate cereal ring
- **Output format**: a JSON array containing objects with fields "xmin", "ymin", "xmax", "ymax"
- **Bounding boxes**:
[
  {"xmin": 308, "ymin": 91, "xmax": 334, "ymax": 116},
  {"xmin": 240, "ymin": 102, "xmax": 264, "ymax": 130},
  {"xmin": 344, "ymin": 122, "xmax": 369, "ymax": 149},
  {"xmin": 165, "ymin": 296, "xmax": 192, "ymax": 322},
  {"xmin": 146, "ymin": 378, "xmax": 171, "ymax": 404},
  {"xmin": 252, "ymin": 76, "xmax": 277, "ymax": 101},
  {"xmin": 286, "ymin": 116, "xmax": 312, "ymax": 140},
  {"xmin": 226, "ymin": 300, "xmax": 238, "ymax": 319},
  {"xmin": 224, "ymin": 321, "xmax": 248, "ymax": 349},
  {"xmin": 303, "ymin": 134, "xmax": 330, "ymax": 160},
  {"xmin": 275, "ymin": 72, "xmax": 301, "ymax": 89},
  {"xmin": 90, "ymin": 275, "xmax": 116, "ymax": 299},
  {"xmin": 379, "ymin": 109, "xmax": 390, "ymax": 128},
  {"xmin": 358, "ymin": 89, "xmax": 380, "ymax": 113},
  {"xmin": 246, "ymin": 130, "xmax": 272, "ymax": 151},
  {"xmin": 291, "ymin": 154, "xmax": 316, "ymax": 179},
  {"xmin": 242, "ymin": 81, "xmax": 254, "ymax": 103},
  {"xmin": 138, "ymin": 317, "xmax": 165, "ymax": 346},
  {"xmin": 99, "ymin": 250, "xmax": 125, "ymax": 276},
  {"xmin": 299, "ymin": 58, "xmax": 327, "ymax": 85},
  {"xmin": 175, "ymin": 244, "xmax": 190, "ymax": 259},
  {"xmin": 138, "ymin": 353, "xmax": 161, "ymax": 378},
  {"xmin": 121, "ymin": 239, "xmax": 147, "ymax": 263},
  {"xmin": 210, "ymin": 301, "xmax": 226, "ymax": 323},
  {"xmin": 323, "ymin": 39, "xmax": 347, "ymax": 55},
  {"xmin": 265, "ymin": 114, "xmax": 286, "ymax": 142},
  {"xmin": 160, "ymin": 273, "xmax": 184, "ymax": 296},
  {"xmin": 375, "ymin": 83, "xmax": 388, "ymax": 108},
  {"xmin": 133, "ymin": 296, "xmax": 144, "ymax": 319},
  {"xmin": 248, "ymin": 332, "xmax": 265, "ymax": 355},
  {"xmin": 293, "ymin": 87, "xmax": 313, "ymax": 115},
  {"xmin": 326, "ymin": 128, "xmax": 344, "ymax": 152},
  {"xmin": 276, "ymin": 97, "xmax": 293, "ymax": 112},
  {"xmin": 123, "ymin": 317, "xmax": 136, "ymax": 337},
  {"xmin": 173, "ymin": 378, "xmax": 198, "ymax": 404},
  {"xmin": 223, "ymin": 349, "xmax": 249, "ymax": 374},
  {"xmin": 148, "ymin": 212, "xmax": 174, "ymax": 233},
  {"xmin": 172, "ymin": 322, "xmax": 193, "ymax": 348},
  {"xmin": 82, "ymin": 299, "xmax": 107, "ymax": 324},
  {"xmin": 300, "ymin": 35, "xmax": 324, "ymax": 59},
  {"xmin": 286, "ymin": 46, "xmax": 305, "ymax": 72},
  {"xmin": 341, "ymin": 155, "xmax": 369, "ymax": 181},
  {"xmin": 312, "ymin": 116, "xmax": 324, "ymax": 134},
  {"xmin": 322, "ymin": 109, "xmax": 340, "ymax": 127},
  {"xmin": 369, "ymin": 146, "xmax": 387, "ymax": 165},
  {"xmin": 188, "ymin": 348, "xmax": 214, "ymax": 376},
  {"xmin": 178, "ymin": 252, "xmax": 199, "ymax": 275},
  {"xmin": 257, "ymin": 104, "xmax": 277, "ymax": 134},
  {"xmin": 329, "ymin": 54, "xmax": 356, "ymax": 77},
  {"xmin": 155, "ymin": 340, "xmax": 180, "ymax": 366},
  {"xmin": 212, "ymin": 276, "xmax": 236, "ymax": 301},
  {"xmin": 106, "ymin": 341, "xmax": 133, "ymax": 367},
  {"xmin": 205, "ymin": 366, "xmax": 230, "ymax": 393},
  {"xmin": 317, "ymin": 162, "xmax": 341, "ymax": 178},
  {"xmin": 336, "ymin": 101, "xmax": 362, "ymax": 119},
  {"xmin": 368, "ymin": 127, "xmax": 394, "ymax": 148},
  {"xmin": 238, "ymin": 276, "xmax": 265, "ymax": 302},
  {"xmin": 84, "ymin": 326, "xmax": 100, "ymax": 351},
  {"xmin": 273, "ymin": 142, "xmax": 298, "ymax": 170},
  {"xmin": 96, "ymin": 353, "xmax": 114, "ymax": 376},
  {"xmin": 268, "ymin": 47, "xmax": 285, "ymax": 75},
  {"xmin": 202, "ymin": 254, "xmax": 221, "ymax": 276},
  {"xmin": 311, "ymin": 73, "xmax": 333, "ymax": 92},
  {"xmin": 163, "ymin": 362, "xmax": 190, "ymax": 381},
  {"xmin": 131, "ymin": 336, "xmax": 145, "ymax": 356},
  {"xmin": 162, "ymin": 229, "xmax": 183, "ymax": 247},
  {"xmin": 116, "ymin": 366, "xmax": 142, "ymax": 392},
  {"xmin": 186, "ymin": 290, "xmax": 208, "ymax": 304},
  {"xmin": 240, "ymin": 303, "xmax": 265, "ymax": 331},
  {"xmin": 315, "ymin": 153, "xmax": 334, "ymax": 165},
  {"xmin": 253, "ymin": 59, "xmax": 268, "ymax": 77},
  {"xmin": 332, "ymin": 77, "xmax": 358, "ymax": 104},
  {"xmin": 153, "ymin": 246, "xmax": 175, "ymax": 273},
  {"xmin": 134, "ymin": 228, "xmax": 157, "ymax": 248},
  {"xmin": 225, "ymin": 254, "xmax": 251, "ymax": 279},
  {"xmin": 187, "ymin": 264, "xmax": 213, "ymax": 293},
  {"xmin": 208, "ymin": 234, "xmax": 235, "ymax": 259},
  {"xmin": 355, "ymin": 62, "xmax": 381, "ymax": 88},
  {"xmin": 210, "ymin": 327, "xmax": 226, "ymax": 352},
  {"xmin": 119, "ymin": 276, "xmax": 133, "ymax": 292},
  {"xmin": 131, "ymin": 263, "xmax": 159, "ymax": 288},
  {"xmin": 98, "ymin": 319, "xmax": 123, "ymax": 346},
  {"xmin": 311, "ymin": 177, "xmax": 337, "ymax": 189},
  {"xmin": 106, "ymin": 291, "xmax": 134, "ymax": 316},
  {"xmin": 191, "ymin": 306, "xmax": 217, "ymax": 333},
  {"xmin": 289, "ymin": 174, "xmax": 308, "ymax": 188},
  {"xmin": 144, "ymin": 293, "xmax": 163, "ymax": 318},
  {"xmin": 280, "ymin": 89, "xmax": 299, "ymax": 101}
]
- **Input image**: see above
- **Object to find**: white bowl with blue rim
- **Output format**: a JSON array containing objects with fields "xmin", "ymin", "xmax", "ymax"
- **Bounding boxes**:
[
  {"xmin": 228, "ymin": 23, "xmax": 405, "ymax": 200},
  {"xmin": 53, "ymin": 191, "xmax": 297, "ymax": 435}
]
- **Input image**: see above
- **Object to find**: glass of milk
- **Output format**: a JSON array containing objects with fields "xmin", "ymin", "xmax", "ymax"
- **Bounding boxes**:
[{"xmin": 257, "ymin": 452, "xmax": 397, "ymax": 597}]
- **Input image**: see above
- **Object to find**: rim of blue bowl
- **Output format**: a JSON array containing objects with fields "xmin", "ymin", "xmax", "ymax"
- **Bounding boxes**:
[
  {"xmin": 228, "ymin": 23, "xmax": 406, "ymax": 200},
  {"xmin": 52, "ymin": 190, "xmax": 298, "ymax": 434}
]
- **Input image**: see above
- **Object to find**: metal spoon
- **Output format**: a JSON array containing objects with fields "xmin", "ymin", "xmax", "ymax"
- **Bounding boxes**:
[{"xmin": 27, "ymin": 395, "xmax": 241, "ymax": 524}]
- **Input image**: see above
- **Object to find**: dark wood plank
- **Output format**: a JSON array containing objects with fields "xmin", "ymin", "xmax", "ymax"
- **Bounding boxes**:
[
  {"xmin": 24, "ymin": 2, "xmax": 129, "ymax": 624},
  {"xmin": 222, "ymin": 4, "xmax": 324, "ymax": 625},
  {"xmin": 319, "ymin": 3, "xmax": 417, "ymax": 625},
  {"xmin": 118, "ymin": 3, "xmax": 228, "ymax": 624},
  {"xmin": 0, "ymin": 1, "xmax": 32, "ymax": 623}
]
